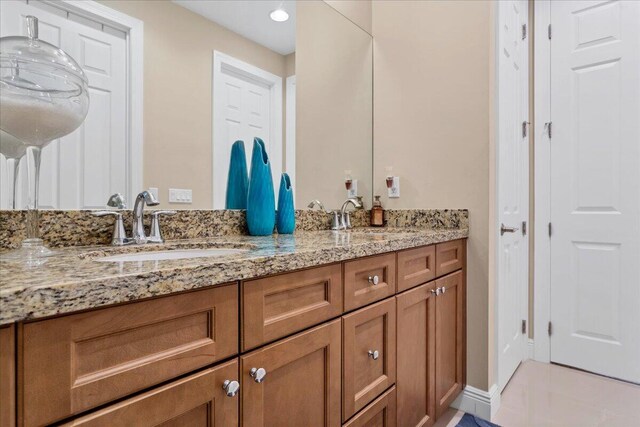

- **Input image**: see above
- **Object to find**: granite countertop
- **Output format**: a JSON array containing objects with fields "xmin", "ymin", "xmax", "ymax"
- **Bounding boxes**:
[{"xmin": 0, "ymin": 227, "xmax": 468, "ymax": 325}]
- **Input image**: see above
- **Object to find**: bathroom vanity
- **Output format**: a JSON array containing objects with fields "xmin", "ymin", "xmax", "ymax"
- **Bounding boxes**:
[{"xmin": 0, "ymin": 227, "xmax": 466, "ymax": 427}]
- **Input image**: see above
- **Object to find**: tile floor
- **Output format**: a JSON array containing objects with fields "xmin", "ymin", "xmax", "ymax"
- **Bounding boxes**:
[{"xmin": 435, "ymin": 360, "xmax": 640, "ymax": 427}]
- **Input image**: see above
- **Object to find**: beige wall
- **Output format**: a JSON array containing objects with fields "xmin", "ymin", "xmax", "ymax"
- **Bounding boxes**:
[
  {"xmin": 372, "ymin": 0, "xmax": 496, "ymax": 391},
  {"xmin": 297, "ymin": 1, "xmax": 373, "ymax": 209},
  {"xmin": 325, "ymin": 0, "xmax": 372, "ymax": 35},
  {"xmin": 101, "ymin": 0, "xmax": 288, "ymax": 209}
]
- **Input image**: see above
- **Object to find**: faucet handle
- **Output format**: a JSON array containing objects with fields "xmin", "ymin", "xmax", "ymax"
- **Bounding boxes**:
[
  {"xmin": 106, "ymin": 193, "xmax": 127, "ymax": 209},
  {"xmin": 92, "ymin": 211, "xmax": 132, "ymax": 246},
  {"xmin": 148, "ymin": 210, "xmax": 176, "ymax": 244}
]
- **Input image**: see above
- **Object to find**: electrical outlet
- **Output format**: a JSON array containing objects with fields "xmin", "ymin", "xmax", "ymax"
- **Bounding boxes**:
[
  {"xmin": 388, "ymin": 177, "xmax": 400, "ymax": 198},
  {"xmin": 169, "ymin": 188, "xmax": 192, "ymax": 204},
  {"xmin": 347, "ymin": 179, "xmax": 358, "ymax": 198}
]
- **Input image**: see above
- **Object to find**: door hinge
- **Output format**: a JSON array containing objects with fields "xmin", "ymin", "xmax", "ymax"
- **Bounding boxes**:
[
  {"xmin": 521, "ymin": 319, "xmax": 527, "ymax": 334},
  {"xmin": 522, "ymin": 23, "xmax": 527, "ymax": 40},
  {"xmin": 548, "ymin": 222, "xmax": 552, "ymax": 237},
  {"xmin": 548, "ymin": 24, "xmax": 552, "ymax": 40},
  {"xmin": 548, "ymin": 321, "xmax": 553, "ymax": 336},
  {"xmin": 544, "ymin": 122, "xmax": 553, "ymax": 139},
  {"xmin": 522, "ymin": 221, "xmax": 527, "ymax": 236},
  {"xmin": 522, "ymin": 121, "xmax": 530, "ymax": 138}
]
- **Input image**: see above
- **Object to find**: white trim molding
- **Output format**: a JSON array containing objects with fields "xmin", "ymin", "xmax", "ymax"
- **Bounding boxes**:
[
  {"xmin": 451, "ymin": 384, "xmax": 501, "ymax": 421},
  {"xmin": 41, "ymin": 0, "xmax": 144, "ymax": 207}
]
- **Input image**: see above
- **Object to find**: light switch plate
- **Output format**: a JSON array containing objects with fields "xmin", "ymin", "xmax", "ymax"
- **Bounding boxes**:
[
  {"xmin": 347, "ymin": 179, "xmax": 358, "ymax": 198},
  {"xmin": 169, "ymin": 188, "xmax": 192, "ymax": 204},
  {"xmin": 388, "ymin": 177, "xmax": 400, "ymax": 198}
]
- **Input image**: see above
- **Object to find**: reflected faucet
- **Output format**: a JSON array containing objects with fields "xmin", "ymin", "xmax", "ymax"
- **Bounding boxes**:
[
  {"xmin": 335, "ymin": 198, "xmax": 362, "ymax": 230},
  {"xmin": 132, "ymin": 190, "xmax": 159, "ymax": 244},
  {"xmin": 307, "ymin": 199, "xmax": 328, "ymax": 212}
]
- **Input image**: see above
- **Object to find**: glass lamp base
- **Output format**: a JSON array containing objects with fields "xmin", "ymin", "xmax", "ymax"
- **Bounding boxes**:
[{"xmin": 0, "ymin": 238, "xmax": 57, "ymax": 266}]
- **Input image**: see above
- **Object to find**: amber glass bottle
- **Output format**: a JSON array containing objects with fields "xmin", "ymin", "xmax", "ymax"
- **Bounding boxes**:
[{"xmin": 370, "ymin": 195, "xmax": 384, "ymax": 227}]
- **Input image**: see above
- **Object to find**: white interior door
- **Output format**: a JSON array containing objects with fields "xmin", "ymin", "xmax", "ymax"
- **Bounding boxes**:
[
  {"xmin": 550, "ymin": 0, "xmax": 640, "ymax": 383},
  {"xmin": 497, "ymin": 0, "xmax": 529, "ymax": 391},
  {"xmin": 212, "ymin": 52, "xmax": 283, "ymax": 209},
  {"xmin": 285, "ymin": 75, "xmax": 296, "ymax": 204},
  {"xmin": 0, "ymin": 0, "xmax": 128, "ymax": 209}
]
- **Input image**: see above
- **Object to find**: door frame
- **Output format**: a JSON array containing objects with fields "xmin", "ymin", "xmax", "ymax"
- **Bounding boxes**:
[
  {"xmin": 285, "ymin": 75, "xmax": 296, "ymax": 204},
  {"xmin": 41, "ymin": 0, "xmax": 144, "ymax": 207},
  {"xmin": 212, "ymin": 50, "xmax": 283, "ymax": 209},
  {"xmin": 533, "ymin": 0, "xmax": 552, "ymax": 363}
]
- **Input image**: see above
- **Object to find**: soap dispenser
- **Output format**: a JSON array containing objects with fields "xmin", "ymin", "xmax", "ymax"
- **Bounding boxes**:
[{"xmin": 370, "ymin": 195, "xmax": 385, "ymax": 227}]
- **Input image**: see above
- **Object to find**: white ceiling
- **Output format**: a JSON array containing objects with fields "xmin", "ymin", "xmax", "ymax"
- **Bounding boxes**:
[{"xmin": 172, "ymin": 0, "xmax": 296, "ymax": 55}]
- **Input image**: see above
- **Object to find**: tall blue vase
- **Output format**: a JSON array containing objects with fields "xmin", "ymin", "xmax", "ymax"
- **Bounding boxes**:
[
  {"xmin": 225, "ymin": 140, "xmax": 249, "ymax": 209},
  {"xmin": 246, "ymin": 137, "xmax": 275, "ymax": 236},
  {"xmin": 276, "ymin": 173, "xmax": 295, "ymax": 234}
]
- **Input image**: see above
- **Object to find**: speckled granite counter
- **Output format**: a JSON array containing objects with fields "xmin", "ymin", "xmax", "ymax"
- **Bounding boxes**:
[{"xmin": 0, "ymin": 227, "xmax": 467, "ymax": 325}]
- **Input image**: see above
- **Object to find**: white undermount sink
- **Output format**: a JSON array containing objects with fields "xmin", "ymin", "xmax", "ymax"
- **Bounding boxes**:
[{"xmin": 96, "ymin": 248, "xmax": 249, "ymax": 263}]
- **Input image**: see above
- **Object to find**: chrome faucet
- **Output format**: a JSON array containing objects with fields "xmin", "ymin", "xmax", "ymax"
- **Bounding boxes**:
[
  {"xmin": 132, "ymin": 190, "xmax": 159, "ymax": 244},
  {"xmin": 332, "ymin": 198, "xmax": 362, "ymax": 230},
  {"xmin": 307, "ymin": 199, "xmax": 329, "ymax": 212}
]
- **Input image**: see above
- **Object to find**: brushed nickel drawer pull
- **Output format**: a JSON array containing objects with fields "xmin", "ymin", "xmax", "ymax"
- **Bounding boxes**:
[
  {"xmin": 368, "ymin": 275, "xmax": 380, "ymax": 285},
  {"xmin": 368, "ymin": 350, "xmax": 379, "ymax": 360}
]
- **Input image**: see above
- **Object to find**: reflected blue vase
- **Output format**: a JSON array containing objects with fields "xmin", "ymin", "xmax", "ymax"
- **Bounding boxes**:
[
  {"xmin": 225, "ymin": 140, "xmax": 249, "ymax": 209},
  {"xmin": 276, "ymin": 173, "xmax": 295, "ymax": 234},
  {"xmin": 246, "ymin": 137, "xmax": 275, "ymax": 236}
]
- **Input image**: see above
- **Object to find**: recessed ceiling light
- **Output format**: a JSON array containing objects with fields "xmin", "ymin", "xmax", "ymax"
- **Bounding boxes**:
[{"xmin": 269, "ymin": 9, "xmax": 289, "ymax": 22}]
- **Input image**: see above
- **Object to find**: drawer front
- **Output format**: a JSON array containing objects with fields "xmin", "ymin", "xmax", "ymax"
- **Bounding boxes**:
[
  {"xmin": 22, "ymin": 284, "xmax": 238, "ymax": 427},
  {"xmin": 343, "ymin": 386, "xmax": 396, "ymax": 427},
  {"xmin": 342, "ymin": 298, "xmax": 396, "ymax": 421},
  {"xmin": 435, "ymin": 239, "xmax": 465, "ymax": 277},
  {"xmin": 62, "ymin": 359, "xmax": 239, "ymax": 427},
  {"xmin": 397, "ymin": 245, "xmax": 436, "ymax": 292},
  {"xmin": 242, "ymin": 264, "xmax": 343, "ymax": 351},
  {"xmin": 344, "ymin": 253, "xmax": 396, "ymax": 311}
]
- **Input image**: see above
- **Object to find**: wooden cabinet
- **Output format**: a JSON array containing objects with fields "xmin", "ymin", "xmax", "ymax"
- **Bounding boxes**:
[
  {"xmin": 344, "ymin": 253, "xmax": 396, "ymax": 311},
  {"xmin": 434, "ymin": 271, "xmax": 464, "ymax": 419},
  {"xmin": 241, "ymin": 320, "xmax": 342, "ymax": 427},
  {"xmin": 396, "ymin": 283, "xmax": 436, "ymax": 427},
  {"xmin": 242, "ymin": 264, "xmax": 343, "ymax": 351},
  {"xmin": 21, "ymin": 284, "xmax": 238, "ymax": 427},
  {"xmin": 61, "ymin": 359, "xmax": 239, "ymax": 427},
  {"xmin": 343, "ymin": 386, "xmax": 396, "ymax": 427},
  {"xmin": 342, "ymin": 298, "xmax": 396, "ymax": 421},
  {"xmin": 0, "ymin": 325, "xmax": 15, "ymax": 427},
  {"xmin": 435, "ymin": 240, "xmax": 465, "ymax": 277},
  {"xmin": 397, "ymin": 246, "xmax": 436, "ymax": 293}
]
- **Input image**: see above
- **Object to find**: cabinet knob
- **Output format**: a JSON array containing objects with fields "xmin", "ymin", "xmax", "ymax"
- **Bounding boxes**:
[
  {"xmin": 368, "ymin": 350, "xmax": 379, "ymax": 360},
  {"xmin": 431, "ymin": 287, "xmax": 441, "ymax": 296},
  {"xmin": 222, "ymin": 380, "xmax": 240, "ymax": 397},
  {"xmin": 368, "ymin": 275, "xmax": 380, "ymax": 285},
  {"xmin": 441, "ymin": 286, "xmax": 446, "ymax": 294},
  {"xmin": 250, "ymin": 367, "xmax": 267, "ymax": 383}
]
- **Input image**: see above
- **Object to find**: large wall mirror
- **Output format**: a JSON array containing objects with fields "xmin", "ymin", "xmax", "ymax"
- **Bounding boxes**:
[{"xmin": 0, "ymin": 0, "xmax": 373, "ymax": 212}]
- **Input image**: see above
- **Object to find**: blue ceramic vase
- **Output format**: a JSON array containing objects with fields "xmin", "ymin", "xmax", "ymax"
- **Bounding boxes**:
[
  {"xmin": 225, "ymin": 140, "xmax": 249, "ymax": 209},
  {"xmin": 276, "ymin": 173, "xmax": 295, "ymax": 234},
  {"xmin": 246, "ymin": 137, "xmax": 275, "ymax": 236}
]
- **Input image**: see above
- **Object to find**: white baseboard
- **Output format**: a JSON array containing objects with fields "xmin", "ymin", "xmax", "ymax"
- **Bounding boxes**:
[
  {"xmin": 528, "ymin": 339, "xmax": 535, "ymax": 360},
  {"xmin": 451, "ymin": 384, "xmax": 501, "ymax": 420}
]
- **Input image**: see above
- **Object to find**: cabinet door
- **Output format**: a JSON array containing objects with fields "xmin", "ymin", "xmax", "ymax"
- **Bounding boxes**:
[
  {"xmin": 62, "ymin": 359, "xmax": 239, "ymax": 427},
  {"xmin": 434, "ymin": 271, "xmax": 464, "ymax": 419},
  {"xmin": 241, "ymin": 320, "xmax": 341, "ymax": 427},
  {"xmin": 396, "ymin": 283, "xmax": 436, "ymax": 427},
  {"xmin": 0, "ymin": 325, "xmax": 15, "ymax": 427},
  {"xmin": 342, "ymin": 298, "xmax": 396, "ymax": 421},
  {"xmin": 343, "ymin": 386, "xmax": 396, "ymax": 427}
]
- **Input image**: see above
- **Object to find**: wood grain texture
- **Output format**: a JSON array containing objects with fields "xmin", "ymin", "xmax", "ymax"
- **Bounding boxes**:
[
  {"xmin": 342, "ymin": 298, "xmax": 396, "ymax": 422},
  {"xmin": 343, "ymin": 386, "xmax": 396, "ymax": 427},
  {"xmin": 21, "ymin": 284, "xmax": 238, "ymax": 427},
  {"xmin": 241, "ymin": 319, "xmax": 342, "ymax": 427},
  {"xmin": 61, "ymin": 359, "xmax": 239, "ymax": 427},
  {"xmin": 242, "ymin": 264, "xmax": 343, "ymax": 351},
  {"xmin": 434, "ymin": 271, "xmax": 464, "ymax": 419},
  {"xmin": 396, "ymin": 283, "xmax": 436, "ymax": 427},
  {"xmin": 344, "ymin": 253, "xmax": 397, "ymax": 311},
  {"xmin": 397, "ymin": 245, "xmax": 436, "ymax": 293},
  {"xmin": 0, "ymin": 325, "xmax": 15, "ymax": 427},
  {"xmin": 435, "ymin": 240, "xmax": 464, "ymax": 277}
]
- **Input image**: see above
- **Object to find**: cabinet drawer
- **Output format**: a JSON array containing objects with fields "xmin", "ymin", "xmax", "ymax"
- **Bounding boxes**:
[
  {"xmin": 22, "ymin": 284, "xmax": 238, "ymax": 427},
  {"xmin": 242, "ymin": 264, "xmax": 343, "ymax": 350},
  {"xmin": 435, "ymin": 239, "xmax": 465, "ymax": 277},
  {"xmin": 62, "ymin": 359, "xmax": 239, "ymax": 427},
  {"xmin": 241, "ymin": 320, "xmax": 342, "ymax": 427},
  {"xmin": 344, "ymin": 253, "xmax": 396, "ymax": 311},
  {"xmin": 343, "ymin": 386, "xmax": 396, "ymax": 427},
  {"xmin": 397, "ymin": 245, "xmax": 436, "ymax": 292},
  {"xmin": 342, "ymin": 297, "xmax": 396, "ymax": 421}
]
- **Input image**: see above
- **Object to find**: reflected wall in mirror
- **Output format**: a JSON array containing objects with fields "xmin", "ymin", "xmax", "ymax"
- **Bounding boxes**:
[{"xmin": 0, "ymin": 0, "xmax": 372, "ymax": 211}]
